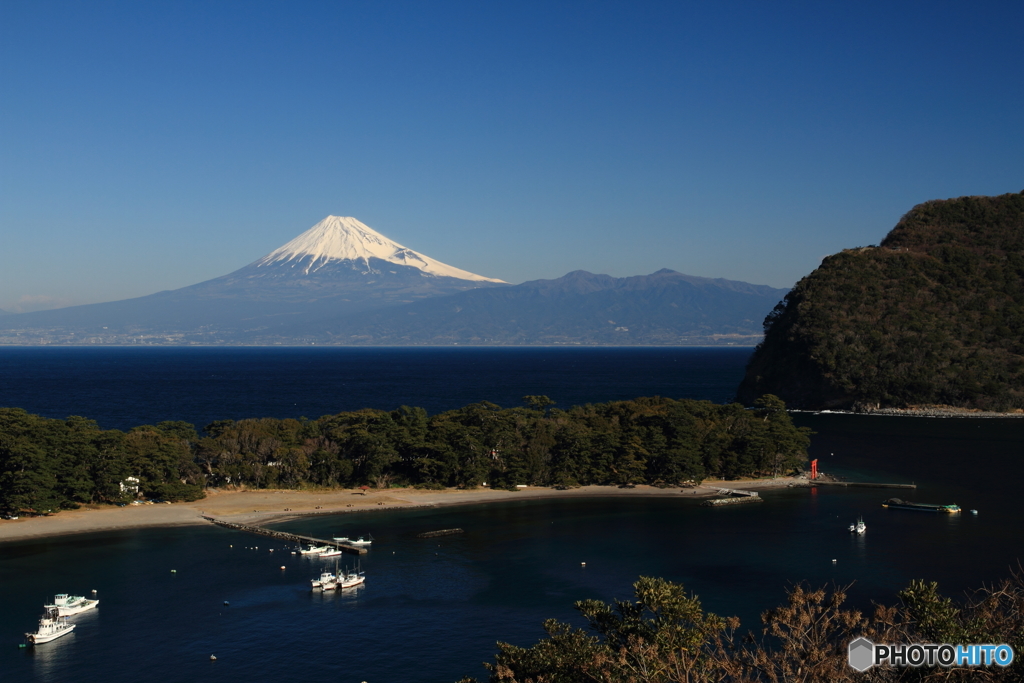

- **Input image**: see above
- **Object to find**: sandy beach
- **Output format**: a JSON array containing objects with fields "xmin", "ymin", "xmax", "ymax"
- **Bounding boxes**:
[{"xmin": 0, "ymin": 476, "xmax": 807, "ymax": 544}]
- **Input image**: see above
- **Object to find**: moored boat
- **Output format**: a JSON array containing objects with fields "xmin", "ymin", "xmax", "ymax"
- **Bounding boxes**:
[
  {"xmin": 848, "ymin": 517, "xmax": 866, "ymax": 534},
  {"xmin": 313, "ymin": 562, "xmax": 365, "ymax": 591},
  {"xmin": 311, "ymin": 570, "xmax": 337, "ymax": 589},
  {"xmin": 320, "ymin": 547, "xmax": 342, "ymax": 558},
  {"xmin": 300, "ymin": 544, "xmax": 330, "ymax": 555},
  {"xmin": 882, "ymin": 498, "xmax": 961, "ymax": 513},
  {"xmin": 26, "ymin": 607, "xmax": 75, "ymax": 644},
  {"xmin": 347, "ymin": 536, "xmax": 372, "ymax": 547},
  {"xmin": 337, "ymin": 569, "xmax": 365, "ymax": 589},
  {"xmin": 45, "ymin": 593, "xmax": 99, "ymax": 616}
]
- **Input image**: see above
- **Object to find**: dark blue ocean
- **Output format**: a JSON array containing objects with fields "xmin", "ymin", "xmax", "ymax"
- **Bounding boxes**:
[
  {"xmin": 1, "ymin": 347, "xmax": 1022, "ymax": 683},
  {"xmin": 0, "ymin": 346, "xmax": 751, "ymax": 431}
]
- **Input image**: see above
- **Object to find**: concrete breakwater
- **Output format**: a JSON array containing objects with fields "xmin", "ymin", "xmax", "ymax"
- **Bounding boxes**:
[
  {"xmin": 417, "ymin": 528, "xmax": 465, "ymax": 538},
  {"xmin": 812, "ymin": 481, "xmax": 916, "ymax": 489},
  {"xmin": 701, "ymin": 487, "xmax": 762, "ymax": 506},
  {"xmin": 702, "ymin": 496, "xmax": 764, "ymax": 507}
]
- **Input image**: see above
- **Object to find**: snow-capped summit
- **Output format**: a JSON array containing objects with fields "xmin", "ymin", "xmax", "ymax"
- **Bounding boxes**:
[{"xmin": 255, "ymin": 216, "xmax": 505, "ymax": 283}]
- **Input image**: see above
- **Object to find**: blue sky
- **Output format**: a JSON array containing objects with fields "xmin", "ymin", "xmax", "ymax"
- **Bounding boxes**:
[{"xmin": 2, "ymin": 1, "xmax": 1022, "ymax": 312}]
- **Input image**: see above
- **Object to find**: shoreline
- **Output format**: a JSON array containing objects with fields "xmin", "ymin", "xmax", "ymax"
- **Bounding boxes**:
[
  {"xmin": 0, "ymin": 477, "xmax": 806, "ymax": 544},
  {"xmin": 792, "ymin": 408, "xmax": 1024, "ymax": 419}
]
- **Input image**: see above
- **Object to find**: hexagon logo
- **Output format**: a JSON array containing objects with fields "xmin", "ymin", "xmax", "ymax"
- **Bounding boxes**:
[{"xmin": 848, "ymin": 637, "xmax": 875, "ymax": 671}]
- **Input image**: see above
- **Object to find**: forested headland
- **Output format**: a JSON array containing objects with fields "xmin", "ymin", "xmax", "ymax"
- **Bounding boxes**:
[
  {"xmin": 0, "ymin": 395, "xmax": 809, "ymax": 514},
  {"xmin": 738, "ymin": 191, "xmax": 1024, "ymax": 411}
]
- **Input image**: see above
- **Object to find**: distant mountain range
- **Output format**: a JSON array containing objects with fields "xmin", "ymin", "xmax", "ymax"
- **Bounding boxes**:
[
  {"xmin": 309, "ymin": 268, "xmax": 786, "ymax": 345},
  {"xmin": 0, "ymin": 216, "xmax": 787, "ymax": 345}
]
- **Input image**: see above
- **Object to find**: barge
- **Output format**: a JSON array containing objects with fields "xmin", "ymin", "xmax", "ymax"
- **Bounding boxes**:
[{"xmin": 882, "ymin": 498, "xmax": 961, "ymax": 513}]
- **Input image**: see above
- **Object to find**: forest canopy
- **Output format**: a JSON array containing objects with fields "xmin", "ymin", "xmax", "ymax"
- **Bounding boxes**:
[
  {"xmin": 0, "ymin": 395, "xmax": 809, "ymax": 514},
  {"xmin": 738, "ymin": 191, "xmax": 1024, "ymax": 411}
]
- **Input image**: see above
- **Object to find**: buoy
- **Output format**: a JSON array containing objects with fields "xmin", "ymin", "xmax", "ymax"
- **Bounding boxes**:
[
  {"xmin": 229, "ymin": 544, "xmax": 232, "ymax": 548},
  {"xmin": 171, "ymin": 569, "xmax": 177, "ymax": 573},
  {"xmin": 19, "ymin": 643, "xmax": 27, "ymax": 648},
  {"xmin": 291, "ymin": 551, "xmax": 296, "ymax": 555},
  {"xmin": 280, "ymin": 565, "xmax": 286, "ymax": 570},
  {"xmin": 581, "ymin": 562, "xmax": 586, "ymax": 567},
  {"xmin": 210, "ymin": 655, "xmax": 217, "ymax": 661},
  {"xmin": 832, "ymin": 559, "xmax": 837, "ymax": 564},
  {"xmin": 223, "ymin": 601, "xmax": 229, "ymax": 606},
  {"xmin": 971, "ymin": 509, "xmax": 978, "ymax": 515},
  {"xmin": 92, "ymin": 589, "xmax": 97, "ymax": 593}
]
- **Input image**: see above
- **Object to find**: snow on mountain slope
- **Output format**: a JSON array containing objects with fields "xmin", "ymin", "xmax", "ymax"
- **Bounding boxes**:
[{"xmin": 256, "ymin": 216, "xmax": 505, "ymax": 283}]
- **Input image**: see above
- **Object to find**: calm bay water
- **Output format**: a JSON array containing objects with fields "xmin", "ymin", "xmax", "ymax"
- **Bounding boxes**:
[{"xmin": 1, "ymin": 347, "xmax": 1022, "ymax": 683}]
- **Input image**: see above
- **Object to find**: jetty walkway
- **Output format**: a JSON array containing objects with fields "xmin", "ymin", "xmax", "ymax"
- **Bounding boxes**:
[
  {"xmin": 202, "ymin": 516, "xmax": 368, "ymax": 555},
  {"xmin": 701, "ymin": 486, "xmax": 762, "ymax": 507}
]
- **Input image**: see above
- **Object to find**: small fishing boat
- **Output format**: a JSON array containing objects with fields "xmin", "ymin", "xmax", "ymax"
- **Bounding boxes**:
[
  {"xmin": 300, "ymin": 544, "xmax": 330, "ymax": 555},
  {"xmin": 315, "ymin": 559, "xmax": 365, "ymax": 591},
  {"xmin": 347, "ymin": 536, "xmax": 373, "ymax": 547},
  {"xmin": 332, "ymin": 536, "xmax": 349, "ymax": 543},
  {"xmin": 337, "ymin": 568, "xmax": 365, "ymax": 589},
  {"xmin": 334, "ymin": 560, "xmax": 366, "ymax": 589},
  {"xmin": 848, "ymin": 517, "xmax": 866, "ymax": 534},
  {"xmin": 25, "ymin": 607, "xmax": 75, "ymax": 644},
  {"xmin": 45, "ymin": 593, "xmax": 99, "ymax": 616},
  {"xmin": 320, "ymin": 547, "xmax": 342, "ymax": 558},
  {"xmin": 882, "ymin": 498, "xmax": 961, "ymax": 513},
  {"xmin": 311, "ymin": 570, "xmax": 337, "ymax": 589}
]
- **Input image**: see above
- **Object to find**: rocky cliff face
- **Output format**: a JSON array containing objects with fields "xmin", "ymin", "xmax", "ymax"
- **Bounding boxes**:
[{"xmin": 737, "ymin": 191, "xmax": 1024, "ymax": 411}]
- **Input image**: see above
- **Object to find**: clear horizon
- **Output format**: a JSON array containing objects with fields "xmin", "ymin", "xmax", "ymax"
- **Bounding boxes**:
[{"xmin": 2, "ymin": 1, "xmax": 1022, "ymax": 313}]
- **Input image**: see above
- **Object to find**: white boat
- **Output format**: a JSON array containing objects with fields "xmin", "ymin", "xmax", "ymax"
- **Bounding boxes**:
[
  {"xmin": 26, "ymin": 607, "xmax": 75, "ymax": 644},
  {"xmin": 332, "ymin": 536, "xmax": 349, "ymax": 542},
  {"xmin": 325, "ymin": 566, "xmax": 365, "ymax": 590},
  {"xmin": 347, "ymin": 536, "xmax": 372, "ymax": 547},
  {"xmin": 45, "ymin": 593, "xmax": 99, "ymax": 616},
  {"xmin": 320, "ymin": 547, "xmax": 342, "ymax": 558},
  {"xmin": 848, "ymin": 517, "xmax": 866, "ymax": 534},
  {"xmin": 300, "ymin": 544, "xmax": 330, "ymax": 555},
  {"xmin": 337, "ymin": 569, "xmax": 365, "ymax": 589},
  {"xmin": 315, "ymin": 560, "xmax": 365, "ymax": 591},
  {"xmin": 311, "ymin": 570, "xmax": 337, "ymax": 589}
]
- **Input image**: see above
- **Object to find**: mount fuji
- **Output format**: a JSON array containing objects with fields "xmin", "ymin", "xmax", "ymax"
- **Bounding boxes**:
[
  {"xmin": 0, "ymin": 217, "xmax": 507, "ymax": 341},
  {"xmin": 0, "ymin": 216, "xmax": 789, "ymax": 345},
  {"xmin": 255, "ymin": 216, "xmax": 504, "ymax": 283}
]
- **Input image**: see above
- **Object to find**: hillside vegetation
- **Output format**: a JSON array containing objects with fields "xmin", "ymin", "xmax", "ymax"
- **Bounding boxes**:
[
  {"xmin": 738, "ymin": 191, "xmax": 1024, "ymax": 411},
  {"xmin": 0, "ymin": 395, "xmax": 809, "ymax": 514},
  {"xmin": 460, "ymin": 574, "xmax": 1024, "ymax": 682}
]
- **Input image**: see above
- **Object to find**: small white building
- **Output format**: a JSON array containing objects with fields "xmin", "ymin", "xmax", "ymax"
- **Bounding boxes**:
[{"xmin": 120, "ymin": 476, "xmax": 140, "ymax": 496}]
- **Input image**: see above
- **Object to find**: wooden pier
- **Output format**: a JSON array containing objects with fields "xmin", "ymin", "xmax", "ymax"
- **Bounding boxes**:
[{"xmin": 202, "ymin": 516, "xmax": 368, "ymax": 554}]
